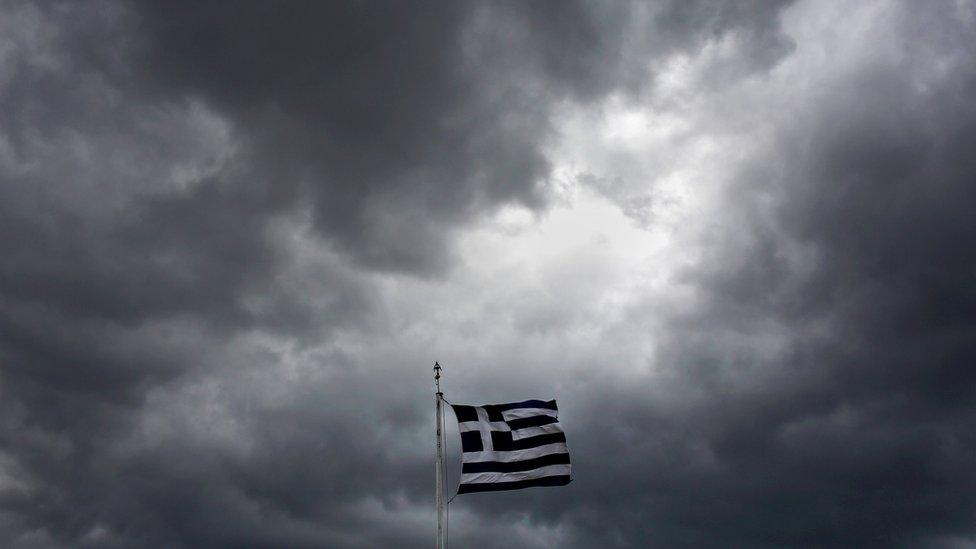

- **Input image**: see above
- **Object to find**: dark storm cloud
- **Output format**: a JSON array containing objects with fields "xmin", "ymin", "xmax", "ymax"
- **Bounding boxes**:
[
  {"xmin": 1, "ymin": 1, "xmax": 796, "ymax": 546},
  {"xmin": 502, "ymin": 3, "xmax": 976, "ymax": 548},
  {"xmin": 6, "ymin": 0, "xmax": 976, "ymax": 548},
  {"xmin": 122, "ymin": 0, "xmax": 796, "ymax": 274},
  {"xmin": 126, "ymin": 0, "xmax": 548, "ymax": 274}
]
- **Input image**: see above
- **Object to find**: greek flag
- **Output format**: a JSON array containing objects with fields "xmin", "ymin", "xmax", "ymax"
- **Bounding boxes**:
[{"xmin": 451, "ymin": 399, "xmax": 572, "ymax": 494}]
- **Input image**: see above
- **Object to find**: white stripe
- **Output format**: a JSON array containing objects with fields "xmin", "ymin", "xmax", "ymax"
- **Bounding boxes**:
[
  {"xmin": 460, "ymin": 464, "xmax": 572, "ymax": 485},
  {"xmin": 511, "ymin": 422, "xmax": 563, "ymax": 440},
  {"xmin": 501, "ymin": 408, "xmax": 558, "ymax": 421},
  {"xmin": 461, "ymin": 442, "xmax": 568, "ymax": 464},
  {"xmin": 457, "ymin": 420, "xmax": 510, "ymax": 433}
]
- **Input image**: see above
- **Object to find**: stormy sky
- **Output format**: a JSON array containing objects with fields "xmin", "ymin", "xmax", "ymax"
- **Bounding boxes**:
[{"xmin": 1, "ymin": 0, "xmax": 975, "ymax": 547}]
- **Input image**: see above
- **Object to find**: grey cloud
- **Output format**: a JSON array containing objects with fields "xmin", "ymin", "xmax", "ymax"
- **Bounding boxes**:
[
  {"xmin": 553, "ymin": 2, "xmax": 976, "ymax": 547},
  {"xmin": 124, "ymin": 0, "xmax": 792, "ymax": 274},
  {"xmin": 9, "ymin": 0, "xmax": 976, "ymax": 548},
  {"xmin": 127, "ymin": 0, "xmax": 546, "ymax": 274}
]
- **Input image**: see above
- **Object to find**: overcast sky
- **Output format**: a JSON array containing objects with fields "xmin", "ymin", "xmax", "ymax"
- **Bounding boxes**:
[{"xmin": 1, "ymin": 1, "xmax": 975, "ymax": 547}]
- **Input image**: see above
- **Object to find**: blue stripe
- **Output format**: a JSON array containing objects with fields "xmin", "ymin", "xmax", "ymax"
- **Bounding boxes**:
[
  {"xmin": 493, "ymin": 399, "xmax": 557, "ymax": 411},
  {"xmin": 457, "ymin": 475, "xmax": 572, "ymax": 494},
  {"xmin": 462, "ymin": 452, "xmax": 570, "ymax": 474}
]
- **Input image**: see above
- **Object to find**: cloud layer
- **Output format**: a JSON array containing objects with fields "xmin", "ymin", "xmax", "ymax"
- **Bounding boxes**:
[{"xmin": 1, "ymin": 1, "xmax": 975, "ymax": 547}]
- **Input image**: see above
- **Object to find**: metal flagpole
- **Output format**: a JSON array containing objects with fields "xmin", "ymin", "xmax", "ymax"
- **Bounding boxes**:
[{"xmin": 434, "ymin": 362, "xmax": 445, "ymax": 549}]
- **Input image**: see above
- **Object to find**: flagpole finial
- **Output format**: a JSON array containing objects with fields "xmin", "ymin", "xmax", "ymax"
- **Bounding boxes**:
[{"xmin": 433, "ymin": 361, "xmax": 442, "ymax": 394}]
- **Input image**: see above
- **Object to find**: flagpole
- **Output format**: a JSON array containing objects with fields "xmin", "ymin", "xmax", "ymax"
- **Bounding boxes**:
[{"xmin": 434, "ymin": 362, "xmax": 445, "ymax": 549}]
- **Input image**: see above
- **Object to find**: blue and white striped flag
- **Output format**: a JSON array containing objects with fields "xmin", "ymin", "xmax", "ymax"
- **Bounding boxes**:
[{"xmin": 451, "ymin": 399, "xmax": 572, "ymax": 494}]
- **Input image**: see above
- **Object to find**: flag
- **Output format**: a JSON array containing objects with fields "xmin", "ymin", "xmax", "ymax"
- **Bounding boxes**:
[{"xmin": 451, "ymin": 399, "xmax": 572, "ymax": 494}]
